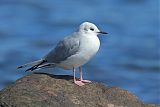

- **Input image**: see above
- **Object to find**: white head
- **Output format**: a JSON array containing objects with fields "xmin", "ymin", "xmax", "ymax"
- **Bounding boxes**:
[{"xmin": 78, "ymin": 22, "xmax": 108, "ymax": 36}]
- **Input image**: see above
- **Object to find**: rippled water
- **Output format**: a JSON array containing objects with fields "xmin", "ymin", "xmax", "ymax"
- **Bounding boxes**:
[{"xmin": 0, "ymin": 0, "xmax": 159, "ymax": 104}]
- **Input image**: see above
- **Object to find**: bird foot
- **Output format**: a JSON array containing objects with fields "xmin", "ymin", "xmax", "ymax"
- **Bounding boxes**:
[
  {"xmin": 74, "ymin": 80, "xmax": 85, "ymax": 86},
  {"xmin": 81, "ymin": 80, "xmax": 91, "ymax": 83}
]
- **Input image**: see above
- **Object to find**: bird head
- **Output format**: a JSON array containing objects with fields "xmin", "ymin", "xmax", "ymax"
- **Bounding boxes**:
[{"xmin": 78, "ymin": 22, "xmax": 108, "ymax": 36}]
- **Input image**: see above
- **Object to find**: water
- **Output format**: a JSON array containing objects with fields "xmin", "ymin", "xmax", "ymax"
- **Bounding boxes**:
[{"xmin": 0, "ymin": 0, "xmax": 159, "ymax": 104}]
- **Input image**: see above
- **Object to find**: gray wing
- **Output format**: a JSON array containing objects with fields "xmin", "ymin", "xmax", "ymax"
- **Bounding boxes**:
[{"xmin": 44, "ymin": 35, "xmax": 80, "ymax": 63}]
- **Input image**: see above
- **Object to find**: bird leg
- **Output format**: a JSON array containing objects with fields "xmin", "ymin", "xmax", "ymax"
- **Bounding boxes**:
[
  {"xmin": 79, "ymin": 66, "xmax": 91, "ymax": 83},
  {"xmin": 73, "ymin": 67, "xmax": 84, "ymax": 86}
]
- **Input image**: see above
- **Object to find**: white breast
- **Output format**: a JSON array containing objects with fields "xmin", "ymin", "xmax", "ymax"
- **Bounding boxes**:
[
  {"xmin": 79, "ymin": 35, "xmax": 100, "ymax": 60},
  {"xmin": 57, "ymin": 35, "xmax": 100, "ymax": 70}
]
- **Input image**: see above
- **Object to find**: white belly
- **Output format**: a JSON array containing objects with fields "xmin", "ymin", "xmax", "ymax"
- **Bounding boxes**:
[{"xmin": 57, "ymin": 35, "xmax": 100, "ymax": 70}]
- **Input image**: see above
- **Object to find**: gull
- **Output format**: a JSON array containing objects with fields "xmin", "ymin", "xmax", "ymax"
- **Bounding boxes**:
[{"xmin": 18, "ymin": 22, "xmax": 108, "ymax": 86}]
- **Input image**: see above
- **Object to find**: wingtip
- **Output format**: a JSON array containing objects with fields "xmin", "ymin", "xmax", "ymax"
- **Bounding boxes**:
[
  {"xmin": 17, "ymin": 66, "xmax": 23, "ymax": 69},
  {"xmin": 25, "ymin": 68, "xmax": 31, "ymax": 72},
  {"xmin": 25, "ymin": 67, "xmax": 35, "ymax": 72}
]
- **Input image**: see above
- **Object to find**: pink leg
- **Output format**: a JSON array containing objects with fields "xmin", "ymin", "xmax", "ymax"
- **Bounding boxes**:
[
  {"xmin": 73, "ymin": 67, "xmax": 84, "ymax": 86},
  {"xmin": 79, "ymin": 66, "xmax": 91, "ymax": 83}
]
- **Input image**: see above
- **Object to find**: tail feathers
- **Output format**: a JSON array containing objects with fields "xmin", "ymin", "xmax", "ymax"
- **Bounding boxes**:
[
  {"xmin": 25, "ymin": 60, "xmax": 47, "ymax": 72},
  {"xmin": 25, "ymin": 62, "xmax": 55, "ymax": 72},
  {"xmin": 17, "ymin": 59, "xmax": 46, "ymax": 69},
  {"xmin": 37, "ymin": 63, "xmax": 56, "ymax": 69}
]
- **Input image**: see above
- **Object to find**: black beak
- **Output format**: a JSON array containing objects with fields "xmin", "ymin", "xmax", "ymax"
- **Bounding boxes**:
[{"xmin": 97, "ymin": 31, "xmax": 108, "ymax": 34}]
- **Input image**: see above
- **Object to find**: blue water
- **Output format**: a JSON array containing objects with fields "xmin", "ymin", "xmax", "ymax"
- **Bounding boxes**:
[{"xmin": 0, "ymin": 0, "xmax": 159, "ymax": 104}]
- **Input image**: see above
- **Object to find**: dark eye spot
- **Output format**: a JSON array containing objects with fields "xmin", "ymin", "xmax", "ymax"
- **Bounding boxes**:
[
  {"xmin": 90, "ymin": 28, "xmax": 94, "ymax": 31},
  {"xmin": 84, "ymin": 28, "xmax": 87, "ymax": 31}
]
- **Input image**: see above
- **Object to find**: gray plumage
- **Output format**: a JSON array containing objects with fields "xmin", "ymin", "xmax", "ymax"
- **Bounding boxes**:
[
  {"xmin": 18, "ymin": 33, "xmax": 81, "ymax": 71},
  {"xmin": 44, "ymin": 34, "xmax": 80, "ymax": 63}
]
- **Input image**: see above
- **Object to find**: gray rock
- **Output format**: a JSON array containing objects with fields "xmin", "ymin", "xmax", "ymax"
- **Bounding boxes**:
[{"xmin": 0, "ymin": 73, "xmax": 159, "ymax": 107}]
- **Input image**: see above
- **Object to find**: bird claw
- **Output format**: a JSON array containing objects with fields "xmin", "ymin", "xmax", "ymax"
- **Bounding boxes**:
[
  {"xmin": 80, "ymin": 80, "xmax": 91, "ymax": 83},
  {"xmin": 74, "ymin": 81, "xmax": 85, "ymax": 86}
]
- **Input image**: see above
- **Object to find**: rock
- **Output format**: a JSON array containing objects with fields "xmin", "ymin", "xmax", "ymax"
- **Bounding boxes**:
[{"xmin": 0, "ymin": 73, "xmax": 159, "ymax": 107}]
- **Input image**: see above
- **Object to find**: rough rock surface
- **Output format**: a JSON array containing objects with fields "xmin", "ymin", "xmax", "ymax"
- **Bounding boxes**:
[{"xmin": 0, "ymin": 73, "xmax": 159, "ymax": 107}]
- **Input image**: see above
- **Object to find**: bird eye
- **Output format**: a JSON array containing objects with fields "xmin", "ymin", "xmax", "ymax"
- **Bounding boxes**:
[{"xmin": 90, "ymin": 28, "xmax": 94, "ymax": 31}]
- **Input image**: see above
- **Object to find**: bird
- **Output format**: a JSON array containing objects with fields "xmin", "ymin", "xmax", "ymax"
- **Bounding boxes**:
[{"xmin": 17, "ymin": 22, "xmax": 108, "ymax": 86}]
